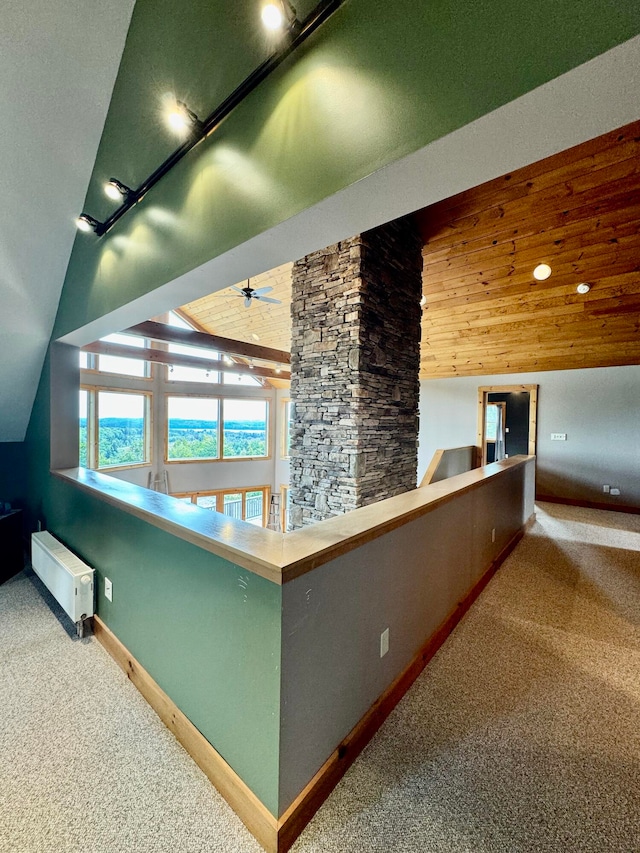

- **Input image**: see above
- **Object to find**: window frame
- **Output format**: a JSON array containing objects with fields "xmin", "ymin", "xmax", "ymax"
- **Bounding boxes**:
[
  {"xmin": 80, "ymin": 384, "xmax": 152, "ymax": 471},
  {"xmin": 82, "ymin": 335, "xmax": 152, "ymax": 381},
  {"xmin": 165, "ymin": 394, "xmax": 271, "ymax": 464},
  {"xmin": 172, "ymin": 485, "xmax": 271, "ymax": 527}
]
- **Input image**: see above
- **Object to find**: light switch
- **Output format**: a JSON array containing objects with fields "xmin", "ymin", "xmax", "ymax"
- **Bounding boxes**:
[{"xmin": 550, "ymin": 433, "xmax": 567, "ymax": 441}]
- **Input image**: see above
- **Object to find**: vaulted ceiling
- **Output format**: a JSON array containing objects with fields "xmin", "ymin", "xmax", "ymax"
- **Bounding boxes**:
[
  {"xmin": 0, "ymin": 0, "xmax": 135, "ymax": 441},
  {"xmin": 179, "ymin": 120, "xmax": 640, "ymax": 380}
]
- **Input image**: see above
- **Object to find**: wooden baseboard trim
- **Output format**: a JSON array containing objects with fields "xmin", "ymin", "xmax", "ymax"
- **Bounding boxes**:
[
  {"xmin": 536, "ymin": 494, "xmax": 640, "ymax": 515},
  {"xmin": 275, "ymin": 525, "xmax": 525, "ymax": 852},
  {"xmin": 93, "ymin": 524, "xmax": 526, "ymax": 853},
  {"xmin": 92, "ymin": 616, "xmax": 279, "ymax": 853}
]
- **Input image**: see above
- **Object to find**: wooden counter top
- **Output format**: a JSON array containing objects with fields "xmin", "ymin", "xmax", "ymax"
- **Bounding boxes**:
[{"xmin": 54, "ymin": 456, "xmax": 534, "ymax": 585}]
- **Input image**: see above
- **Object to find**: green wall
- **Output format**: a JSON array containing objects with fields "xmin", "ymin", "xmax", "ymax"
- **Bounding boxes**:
[
  {"xmin": 24, "ymin": 0, "xmax": 640, "ymax": 818},
  {"xmin": 25, "ymin": 353, "xmax": 281, "ymax": 814},
  {"xmin": 54, "ymin": 0, "xmax": 640, "ymax": 337},
  {"xmin": 0, "ymin": 442, "xmax": 27, "ymax": 508}
]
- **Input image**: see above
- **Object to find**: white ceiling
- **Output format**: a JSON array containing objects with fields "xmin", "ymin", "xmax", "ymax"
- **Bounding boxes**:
[{"xmin": 0, "ymin": 0, "xmax": 135, "ymax": 442}]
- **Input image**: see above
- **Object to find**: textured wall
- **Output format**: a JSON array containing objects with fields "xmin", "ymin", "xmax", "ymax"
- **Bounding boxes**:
[{"xmin": 289, "ymin": 218, "xmax": 422, "ymax": 526}]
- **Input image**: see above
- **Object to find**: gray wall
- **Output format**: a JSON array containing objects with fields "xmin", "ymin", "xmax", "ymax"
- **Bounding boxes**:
[
  {"xmin": 279, "ymin": 461, "xmax": 533, "ymax": 813},
  {"xmin": 418, "ymin": 365, "xmax": 640, "ymax": 509},
  {"xmin": 426, "ymin": 445, "xmax": 476, "ymax": 484}
]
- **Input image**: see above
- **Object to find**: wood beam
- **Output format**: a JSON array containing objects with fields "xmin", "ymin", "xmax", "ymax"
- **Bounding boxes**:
[
  {"xmin": 82, "ymin": 341, "xmax": 291, "ymax": 381},
  {"xmin": 125, "ymin": 320, "xmax": 291, "ymax": 364}
]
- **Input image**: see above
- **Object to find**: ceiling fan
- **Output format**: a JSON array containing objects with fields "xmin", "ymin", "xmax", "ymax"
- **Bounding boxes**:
[{"xmin": 230, "ymin": 282, "xmax": 282, "ymax": 309}]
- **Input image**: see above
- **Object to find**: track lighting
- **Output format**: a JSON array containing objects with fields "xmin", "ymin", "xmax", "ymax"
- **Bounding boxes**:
[
  {"xmin": 75, "ymin": 214, "xmax": 100, "ymax": 234},
  {"xmin": 261, "ymin": 1, "xmax": 300, "ymax": 32},
  {"xmin": 104, "ymin": 179, "xmax": 132, "ymax": 202},
  {"xmin": 165, "ymin": 100, "xmax": 202, "ymax": 136},
  {"xmin": 77, "ymin": 0, "xmax": 343, "ymax": 237}
]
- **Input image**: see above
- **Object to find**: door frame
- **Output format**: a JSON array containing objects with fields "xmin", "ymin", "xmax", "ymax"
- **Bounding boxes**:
[{"xmin": 477, "ymin": 384, "xmax": 538, "ymax": 466}]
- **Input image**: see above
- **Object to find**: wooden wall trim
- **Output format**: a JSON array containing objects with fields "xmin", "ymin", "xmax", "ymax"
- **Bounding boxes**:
[
  {"xmin": 93, "ymin": 616, "xmax": 279, "ymax": 853},
  {"xmin": 53, "ymin": 456, "xmax": 535, "ymax": 584},
  {"xmin": 92, "ymin": 515, "xmax": 528, "ymax": 853},
  {"xmin": 536, "ymin": 494, "xmax": 640, "ymax": 515}
]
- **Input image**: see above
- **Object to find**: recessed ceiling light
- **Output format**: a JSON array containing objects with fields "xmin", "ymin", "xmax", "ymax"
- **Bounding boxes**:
[
  {"xmin": 533, "ymin": 263, "xmax": 552, "ymax": 281},
  {"xmin": 576, "ymin": 283, "xmax": 591, "ymax": 294},
  {"xmin": 420, "ymin": 294, "xmax": 427, "ymax": 308},
  {"xmin": 251, "ymin": 333, "xmax": 260, "ymax": 341}
]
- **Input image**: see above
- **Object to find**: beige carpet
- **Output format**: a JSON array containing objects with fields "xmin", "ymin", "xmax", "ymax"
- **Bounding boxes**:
[{"xmin": 1, "ymin": 502, "xmax": 639, "ymax": 852}]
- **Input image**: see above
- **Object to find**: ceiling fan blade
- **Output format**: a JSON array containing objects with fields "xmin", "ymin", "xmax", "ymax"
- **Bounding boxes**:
[
  {"xmin": 231, "ymin": 285, "xmax": 246, "ymax": 294},
  {"xmin": 253, "ymin": 286, "xmax": 273, "ymax": 296},
  {"xmin": 254, "ymin": 295, "xmax": 281, "ymax": 304},
  {"xmin": 244, "ymin": 297, "xmax": 252, "ymax": 308}
]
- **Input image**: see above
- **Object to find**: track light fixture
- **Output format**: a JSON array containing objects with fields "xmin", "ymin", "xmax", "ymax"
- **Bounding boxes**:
[
  {"xmin": 75, "ymin": 213, "xmax": 101, "ymax": 233},
  {"xmin": 76, "ymin": 0, "xmax": 344, "ymax": 237},
  {"xmin": 164, "ymin": 100, "xmax": 202, "ymax": 136},
  {"xmin": 261, "ymin": 1, "xmax": 301, "ymax": 33},
  {"xmin": 104, "ymin": 179, "xmax": 133, "ymax": 202}
]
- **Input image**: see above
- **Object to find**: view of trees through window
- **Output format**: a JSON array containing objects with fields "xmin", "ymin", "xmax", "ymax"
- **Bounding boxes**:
[
  {"xmin": 80, "ymin": 390, "xmax": 148, "ymax": 468},
  {"xmin": 167, "ymin": 397, "xmax": 268, "ymax": 460}
]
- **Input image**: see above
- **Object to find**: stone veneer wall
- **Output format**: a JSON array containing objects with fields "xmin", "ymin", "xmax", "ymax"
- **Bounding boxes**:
[{"xmin": 289, "ymin": 217, "xmax": 422, "ymax": 528}]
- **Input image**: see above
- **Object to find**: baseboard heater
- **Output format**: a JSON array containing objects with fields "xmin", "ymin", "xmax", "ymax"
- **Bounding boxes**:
[{"xmin": 31, "ymin": 531, "xmax": 94, "ymax": 637}]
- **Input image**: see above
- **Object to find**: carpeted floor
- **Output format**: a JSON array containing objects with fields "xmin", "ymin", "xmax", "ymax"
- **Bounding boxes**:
[{"xmin": 1, "ymin": 502, "xmax": 639, "ymax": 852}]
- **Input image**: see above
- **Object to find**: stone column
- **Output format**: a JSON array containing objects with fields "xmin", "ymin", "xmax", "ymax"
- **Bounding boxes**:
[{"xmin": 289, "ymin": 216, "xmax": 422, "ymax": 528}]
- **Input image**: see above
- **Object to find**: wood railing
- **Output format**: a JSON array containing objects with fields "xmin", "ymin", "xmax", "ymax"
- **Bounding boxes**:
[{"xmin": 420, "ymin": 445, "xmax": 478, "ymax": 486}]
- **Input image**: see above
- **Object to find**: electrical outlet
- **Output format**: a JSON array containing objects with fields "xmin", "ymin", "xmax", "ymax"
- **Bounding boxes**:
[
  {"xmin": 104, "ymin": 578, "xmax": 113, "ymax": 602},
  {"xmin": 603, "ymin": 485, "xmax": 610, "ymax": 494},
  {"xmin": 610, "ymin": 488, "xmax": 621, "ymax": 496},
  {"xmin": 551, "ymin": 433, "xmax": 567, "ymax": 441},
  {"xmin": 491, "ymin": 528, "xmax": 496, "ymax": 543},
  {"xmin": 380, "ymin": 628, "xmax": 389, "ymax": 658}
]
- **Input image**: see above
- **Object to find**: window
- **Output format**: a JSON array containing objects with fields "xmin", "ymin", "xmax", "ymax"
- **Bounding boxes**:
[
  {"xmin": 166, "ymin": 311, "xmax": 219, "ymax": 383},
  {"xmin": 99, "ymin": 333, "xmax": 147, "ymax": 377},
  {"xmin": 176, "ymin": 487, "xmax": 270, "ymax": 526},
  {"xmin": 223, "ymin": 399, "xmax": 268, "ymax": 458},
  {"xmin": 167, "ymin": 396, "xmax": 219, "ymax": 461},
  {"xmin": 80, "ymin": 333, "xmax": 148, "ymax": 377},
  {"xmin": 80, "ymin": 388, "xmax": 150, "ymax": 469},
  {"xmin": 97, "ymin": 391, "xmax": 148, "ymax": 467},
  {"xmin": 223, "ymin": 370, "xmax": 261, "ymax": 387},
  {"xmin": 167, "ymin": 341, "xmax": 220, "ymax": 384}
]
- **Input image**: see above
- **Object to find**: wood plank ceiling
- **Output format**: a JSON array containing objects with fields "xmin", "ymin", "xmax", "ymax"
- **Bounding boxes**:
[
  {"xmin": 180, "ymin": 262, "xmax": 293, "ymax": 355},
  {"xmin": 178, "ymin": 120, "xmax": 640, "ymax": 381},
  {"xmin": 416, "ymin": 119, "xmax": 640, "ymax": 378}
]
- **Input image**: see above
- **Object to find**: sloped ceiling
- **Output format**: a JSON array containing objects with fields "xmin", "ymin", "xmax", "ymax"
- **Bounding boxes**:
[{"xmin": 0, "ymin": 0, "xmax": 135, "ymax": 442}]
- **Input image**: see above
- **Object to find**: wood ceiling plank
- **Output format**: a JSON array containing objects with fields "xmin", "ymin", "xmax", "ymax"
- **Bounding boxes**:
[
  {"xmin": 416, "ymin": 121, "xmax": 640, "ymax": 232},
  {"xmin": 423, "ymin": 218, "xmax": 640, "ymax": 284}
]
